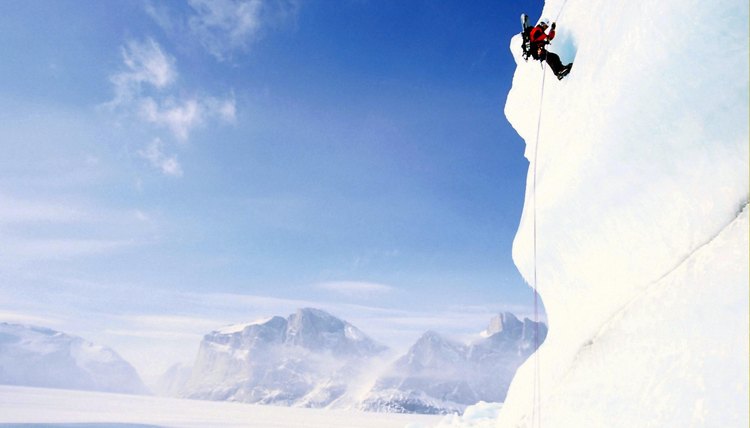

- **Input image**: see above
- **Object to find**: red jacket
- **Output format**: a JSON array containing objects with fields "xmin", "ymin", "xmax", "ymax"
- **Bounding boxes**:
[{"xmin": 530, "ymin": 26, "xmax": 555, "ymax": 45}]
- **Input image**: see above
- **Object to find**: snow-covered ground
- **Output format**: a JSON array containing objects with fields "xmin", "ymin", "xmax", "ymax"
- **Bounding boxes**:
[{"xmin": 0, "ymin": 385, "xmax": 442, "ymax": 428}]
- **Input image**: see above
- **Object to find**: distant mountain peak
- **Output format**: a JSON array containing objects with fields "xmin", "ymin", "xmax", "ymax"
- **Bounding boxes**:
[
  {"xmin": 214, "ymin": 316, "xmax": 279, "ymax": 335},
  {"xmin": 0, "ymin": 323, "xmax": 147, "ymax": 395},
  {"xmin": 484, "ymin": 312, "xmax": 522, "ymax": 337},
  {"xmin": 287, "ymin": 307, "xmax": 345, "ymax": 334},
  {"xmin": 417, "ymin": 330, "xmax": 444, "ymax": 342},
  {"xmin": 182, "ymin": 308, "xmax": 388, "ymax": 406},
  {"xmin": 170, "ymin": 311, "xmax": 547, "ymax": 415},
  {"xmin": 362, "ymin": 311, "xmax": 546, "ymax": 414}
]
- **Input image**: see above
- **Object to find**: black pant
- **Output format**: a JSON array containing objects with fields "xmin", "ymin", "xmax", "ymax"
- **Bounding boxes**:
[{"xmin": 539, "ymin": 50, "xmax": 566, "ymax": 75}]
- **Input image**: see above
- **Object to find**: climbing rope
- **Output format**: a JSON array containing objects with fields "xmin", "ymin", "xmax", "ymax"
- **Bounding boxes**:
[
  {"xmin": 554, "ymin": 0, "xmax": 571, "ymax": 22},
  {"xmin": 529, "ymin": 2, "xmax": 571, "ymax": 426},
  {"xmin": 530, "ymin": 61, "xmax": 546, "ymax": 428}
]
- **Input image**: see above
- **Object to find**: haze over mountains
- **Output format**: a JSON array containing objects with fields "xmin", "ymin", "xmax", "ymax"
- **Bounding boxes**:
[
  {"xmin": 362, "ymin": 312, "xmax": 546, "ymax": 414},
  {"xmin": 0, "ymin": 322, "xmax": 147, "ymax": 395},
  {"xmin": 0, "ymin": 309, "xmax": 546, "ymax": 415},
  {"xmin": 180, "ymin": 308, "xmax": 389, "ymax": 407},
  {"xmin": 160, "ymin": 308, "xmax": 546, "ymax": 414}
]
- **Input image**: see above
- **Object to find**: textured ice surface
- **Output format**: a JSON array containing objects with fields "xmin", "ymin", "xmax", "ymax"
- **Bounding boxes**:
[{"xmin": 487, "ymin": 0, "xmax": 750, "ymax": 426}]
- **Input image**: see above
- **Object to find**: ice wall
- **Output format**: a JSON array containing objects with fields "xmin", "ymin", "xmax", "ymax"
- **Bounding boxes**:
[{"xmin": 497, "ymin": 0, "xmax": 749, "ymax": 426}]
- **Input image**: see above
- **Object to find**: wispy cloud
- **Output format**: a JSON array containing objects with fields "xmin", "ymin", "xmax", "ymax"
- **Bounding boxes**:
[
  {"xmin": 134, "ymin": 210, "xmax": 151, "ymax": 222},
  {"xmin": 108, "ymin": 38, "xmax": 235, "ymax": 142},
  {"xmin": 0, "ymin": 194, "xmax": 157, "ymax": 229},
  {"xmin": 6, "ymin": 238, "xmax": 136, "ymax": 261},
  {"xmin": 104, "ymin": 329, "xmax": 201, "ymax": 340},
  {"xmin": 140, "ymin": 98, "xmax": 200, "ymax": 142},
  {"xmin": 0, "ymin": 194, "xmax": 152, "ymax": 265},
  {"xmin": 106, "ymin": 314, "xmax": 228, "ymax": 340},
  {"xmin": 117, "ymin": 314, "xmax": 228, "ymax": 332},
  {"xmin": 314, "ymin": 281, "xmax": 397, "ymax": 297},
  {"xmin": 0, "ymin": 194, "xmax": 92, "ymax": 224},
  {"xmin": 138, "ymin": 95, "xmax": 236, "ymax": 142},
  {"xmin": 180, "ymin": 291, "xmax": 318, "ymax": 316},
  {"xmin": 109, "ymin": 38, "xmax": 177, "ymax": 106},
  {"xmin": 138, "ymin": 138, "xmax": 183, "ymax": 177},
  {"xmin": 0, "ymin": 310, "xmax": 64, "ymax": 327},
  {"xmin": 188, "ymin": 0, "xmax": 265, "ymax": 60},
  {"xmin": 105, "ymin": 38, "xmax": 235, "ymax": 175},
  {"xmin": 147, "ymin": 0, "xmax": 300, "ymax": 62}
]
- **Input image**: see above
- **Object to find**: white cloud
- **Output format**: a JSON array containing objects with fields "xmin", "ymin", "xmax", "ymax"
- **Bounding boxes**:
[
  {"xmin": 118, "ymin": 314, "xmax": 228, "ymax": 332},
  {"xmin": 107, "ymin": 39, "xmax": 235, "ymax": 148},
  {"xmin": 181, "ymin": 291, "xmax": 318, "ymax": 315},
  {"xmin": 147, "ymin": 0, "xmax": 300, "ymax": 61},
  {"xmin": 0, "ymin": 194, "xmax": 158, "ymax": 266},
  {"xmin": 138, "ymin": 138, "xmax": 183, "ymax": 177},
  {"xmin": 134, "ymin": 210, "xmax": 150, "ymax": 222},
  {"xmin": 188, "ymin": 0, "xmax": 264, "ymax": 60},
  {"xmin": 0, "ymin": 194, "xmax": 92, "ymax": 224},
  {"xmin": 159, "ymin": 157, "xmax": 183, "ymax": 177},
  {"xmin": 104, "ymin": 329, "xmax": 201, "ymax": 340},
  {"xmin": 0, "ymin": 194, "xmax": 160, "ymax": 231},
  {"xmin": 110, "ymin": 39, "xmax": 176, "ymax": 106},
  {"xmin": 105, "ymin": 314, "xmax": 227, "ymax": 340},
  {"xmin": 139, "ymin": 95, "xmax": 236, "ymax": 141},
  {"xmin": 7, "ymin": 238, "xmax": 135, "ymax": 261},
  {"xmin": 140, "ymin": 99, "xmax": 200, "ymax": 142},
  {"xmin": 208, "ymin": 95, "xmax": 237, "ymax": 123},
  {"xmin": 0, "ymin": 237, "xmax": 137, "ymax": 269},
  {"xmin": 101, "ymin": 8, "xmax": 248, "ymax": 179},
  {"xmin": 0, "ymin": 310, "xmax": 64, "ymax": 327},
  {"xmin": 314, "ymin": 281, "xmax": 397, "ymax": 297}
]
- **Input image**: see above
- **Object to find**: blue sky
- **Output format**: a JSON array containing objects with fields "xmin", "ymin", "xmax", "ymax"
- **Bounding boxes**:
[{"xmin": 0, "ymin": 0, "xmax": 545, "ymax": 382}]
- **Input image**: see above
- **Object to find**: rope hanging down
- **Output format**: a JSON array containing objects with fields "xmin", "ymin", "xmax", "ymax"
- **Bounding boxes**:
[
  {"xmin": 530, "ymin": 61, "xmax": 546, "ymax": 428},
  {"xmin": 529, "ymin": 2, "xmax": 571, "ymax": 426},
  {"xmin": 554, "ymin": 0, "xmax": 571, "ymax": 21}
]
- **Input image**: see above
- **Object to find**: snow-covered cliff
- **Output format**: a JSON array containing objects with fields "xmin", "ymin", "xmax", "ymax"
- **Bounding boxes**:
[
  {"xmin": 0, "ymin": 323, "xmax": 147, "ymax": 394},
  {"xmin": 481, "ymin": 0, "xmax": 749, "ymax": 426}
]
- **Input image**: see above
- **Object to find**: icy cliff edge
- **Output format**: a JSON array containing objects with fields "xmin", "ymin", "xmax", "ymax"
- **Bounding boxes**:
[{"xmin": 496, "ymin": 0, "xmax": 749, "ymax": 426}]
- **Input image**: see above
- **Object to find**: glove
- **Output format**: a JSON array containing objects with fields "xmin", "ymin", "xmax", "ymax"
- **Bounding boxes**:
[{"xmin": 551, "ymin": 22, "xmax": 556, "ymax": 30}]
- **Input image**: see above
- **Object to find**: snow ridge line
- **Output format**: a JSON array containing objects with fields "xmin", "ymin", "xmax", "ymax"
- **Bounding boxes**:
[
  {"xmin": 644, "ymin": 199, "xmax": 749, "ymax": 292},
  {"xmin": 572, "ymin": 201, "xmax": 749, "ymax": 362}
]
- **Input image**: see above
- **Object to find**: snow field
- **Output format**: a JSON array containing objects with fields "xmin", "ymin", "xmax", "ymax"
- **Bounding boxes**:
[{"xmin": 0, "ymin": 385, "xmax": 442, "ymax": 428}]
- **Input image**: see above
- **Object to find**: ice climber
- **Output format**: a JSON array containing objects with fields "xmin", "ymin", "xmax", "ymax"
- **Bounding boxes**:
[{"xmin": 526, "ymin": 17, "xmax": 572, "ymax": 80}]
